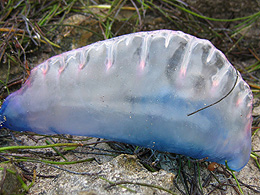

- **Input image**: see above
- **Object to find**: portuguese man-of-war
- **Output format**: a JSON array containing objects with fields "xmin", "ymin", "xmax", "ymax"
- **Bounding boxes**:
[{"xmin": 0, "ymin": 30, "xmax": 253, "ymax": 171}]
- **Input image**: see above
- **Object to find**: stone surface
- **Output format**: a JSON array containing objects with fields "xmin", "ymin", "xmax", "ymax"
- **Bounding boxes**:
[
  {"xmin": 253, "ymin": 105, "xmax": 260, "ymax": 116},
  {"xmin": 29, "ymin": 154, "xmax": 176, "ymax": 194},
  {"xmin": 0, "ymin": 163, "xmax": 23, "ymax": 194}
]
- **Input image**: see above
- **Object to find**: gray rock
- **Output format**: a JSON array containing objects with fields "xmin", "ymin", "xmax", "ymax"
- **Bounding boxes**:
[{"xmin": 30, "ymin": 154, "xmax": 175, "ymax": 194}]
